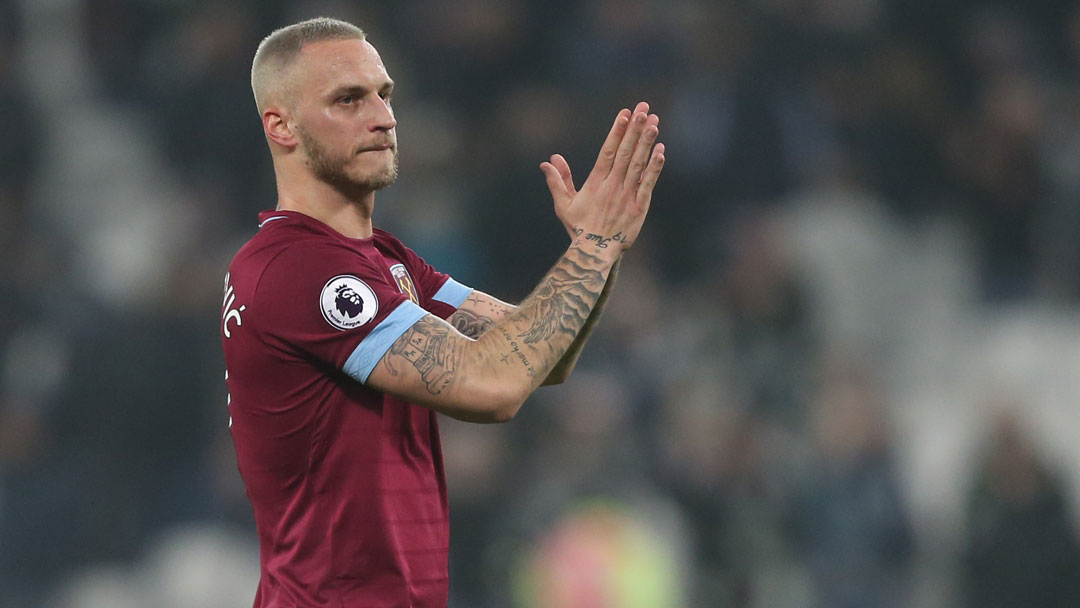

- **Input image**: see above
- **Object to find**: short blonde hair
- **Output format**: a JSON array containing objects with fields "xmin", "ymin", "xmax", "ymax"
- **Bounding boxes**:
[{"xmin": 250, "ymin": 17, "xmax": 366, "ymax": 112}]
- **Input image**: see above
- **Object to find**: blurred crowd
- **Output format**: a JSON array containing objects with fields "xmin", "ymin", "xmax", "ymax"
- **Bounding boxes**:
[{"xmin": 5, "ymin": 0, "xmax": 1080, "ymax": 606}]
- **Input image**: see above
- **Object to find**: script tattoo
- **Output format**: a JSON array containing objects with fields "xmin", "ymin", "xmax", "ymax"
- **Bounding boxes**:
[
  {"xmin": 383, "ymin": 317, "xmax": 460, "ymax": 394},
  {"xmin": 498, "ymin": 327, "xmax": 537, "ymax": 378},
  {"xmin": 584, "ymin": 231, "xmax": 628, "ymax": 249},
  {"xmin": 571, "ymin": 226, "xmax": 628, "ymax": 250}
]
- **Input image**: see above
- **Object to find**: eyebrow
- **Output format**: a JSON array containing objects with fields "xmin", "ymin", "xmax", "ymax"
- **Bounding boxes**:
[{"xmin": 330, "ymin": 81, "xmax": 395, "ymax": 98}]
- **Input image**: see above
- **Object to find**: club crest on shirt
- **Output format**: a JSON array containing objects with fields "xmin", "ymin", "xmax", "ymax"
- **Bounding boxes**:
[
  {"xmin": 320, "ymin": 275, "xmax": 378, "ymax": 331},
  {"xmin": 389, "ymin": 263, "xmax": 420, "ymax": 305}
]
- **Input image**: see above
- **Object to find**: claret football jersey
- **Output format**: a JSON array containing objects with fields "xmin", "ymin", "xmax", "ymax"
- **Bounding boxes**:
[{"xmin": 221, "ymin": 210, "xmax": 472, "ymax": 608}]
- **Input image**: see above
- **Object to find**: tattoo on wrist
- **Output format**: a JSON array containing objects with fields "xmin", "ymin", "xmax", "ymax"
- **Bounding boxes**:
[
  {"xmin": 584, "ymin": 231, "xmax": 628, "ymax": 249},
  {"xmin": 571, "ymin": 226, "xmax": 628, "ymax": 250}
]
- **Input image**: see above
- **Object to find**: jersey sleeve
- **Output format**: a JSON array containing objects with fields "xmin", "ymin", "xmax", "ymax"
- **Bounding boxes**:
[
  {"xmin": 253, "ymin": 242, "xmax": 428, "ymax": 384},
  {"xmin": 395, "ymin": 240, "xmax": 473, "ymax": 318}
]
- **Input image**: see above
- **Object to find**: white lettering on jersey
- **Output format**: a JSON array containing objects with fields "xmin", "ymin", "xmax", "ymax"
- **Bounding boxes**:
[
  {"xmin": 222, "ymin": 272, "xmax": 246, "ymax": 339},
  {"xmin": 224, "ymin": 369, "xmax": 232, "ymax": 428}
]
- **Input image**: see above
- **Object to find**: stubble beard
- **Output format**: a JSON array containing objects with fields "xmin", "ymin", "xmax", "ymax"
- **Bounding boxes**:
[{"xmin": 297, "ymin": 126, "xmax": 399, "ymax": 198}]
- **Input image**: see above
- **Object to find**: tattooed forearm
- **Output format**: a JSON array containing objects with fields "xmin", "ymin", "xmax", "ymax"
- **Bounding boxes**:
[
  {"xmin": 541, "ymin": 259, "xmax": 620, "ymax": 385},
  {"xmin": 497, "ymin": 326, "xmax": 537, "ymax": 378},
  {"xmin": 448, "ymin": 293, "xmax": 514, "ymax": 339},
  {"xmin": 465, "ymin": 245, "xmax": 607, "ymax": 390},
  {"xmin": 518, "ymin": 252, "xmax": 603, "ymax": 344},
  {"xmin": 464, "ymin": 293, "xmax": 514, "ymax": 316},
  {"xmin": 366, "ymin": 245, "xmax": 616, "ymax": 421},
  {"xmin": 448, "ymin": 308, "xmax": 496, "ymax": 339},
  {"xmin": 384, "ymin": 317, "xmax": 462, "ymax": 394}
]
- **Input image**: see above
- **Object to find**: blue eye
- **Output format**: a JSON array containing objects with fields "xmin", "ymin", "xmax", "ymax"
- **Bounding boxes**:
[{"xmin": 339, "ymin": 96, "xmax": 354, "ymax": 104}]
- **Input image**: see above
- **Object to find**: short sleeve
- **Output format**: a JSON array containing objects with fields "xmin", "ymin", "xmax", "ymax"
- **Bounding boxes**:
[
  {"xmin": 385, "ymin": 235, "xmax": 473, "ymax": 317},
  {"xmin": 254, "ymin": 243, "xmax": 426, "ymax": 384}
]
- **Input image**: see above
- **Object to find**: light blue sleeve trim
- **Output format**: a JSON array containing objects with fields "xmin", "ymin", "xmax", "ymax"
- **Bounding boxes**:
[
  {"xmin": 432, "ymin": 277, "xmax": 473, "ymax": 308},
  {"xmin": 343, "ymin": 300, "xmax": 428, "ymax": 383}
]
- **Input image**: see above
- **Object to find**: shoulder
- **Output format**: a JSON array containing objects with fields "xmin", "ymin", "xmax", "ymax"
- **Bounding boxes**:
[
  {"xmin": 372, "ymin": 228, "xmax": 428, "ymax": 270},
  {"xmin": 241, "ymin": 239, "xmax": 396, "ymax": 335},
  {"xmin": 372, "ymin": 227, "xmax": 407, "ymax": 253},
  {"xmin": 232, "ymin": 226, "xmax": 353, "ymax": 276},
  {"xmin": 230, "ymin": 231, "xmax": 384, "ymax": 312},
  {"xmin": 258, "ymin": 239, "xmax": 383, "ymax": 293}
]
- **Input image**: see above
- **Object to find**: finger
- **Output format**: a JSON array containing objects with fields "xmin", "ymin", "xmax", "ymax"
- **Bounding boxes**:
[
  {"xmin": 551, "ymin": 154, "xmax": 577, "ymax": 195},
  {"xmin": 632, "ymin": 101, "xmax": 650, "ymax": 116},
  {"xmin": 635, "ymin": 143, "xmax": 666, "ymax": 211},
  {"xmin": 610, "ymin": 105, "xmax": 650, "ymax": 182},
  {"xmin": 590, "ymin": 108, "xmax": 632, "ymax": 179},
  {"xmin": 624, "ymin": 114, "xmax": 660, "ymax": 189},
  {"xmin": 540, "ymin": 162, "xmax": 572, "ymax": 210}
]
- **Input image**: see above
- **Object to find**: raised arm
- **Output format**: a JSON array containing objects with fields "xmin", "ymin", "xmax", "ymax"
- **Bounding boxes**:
[
  {"xmin": 446, "ymin": 258, "xmax": 620, "ymax": 386},
  {"xmin": 541, "ymin": 257, "xmax": 618, "ymax": 385},
  {"xmin": 366, "ymin": 104, "xmax": 664, "ymax": 422}
]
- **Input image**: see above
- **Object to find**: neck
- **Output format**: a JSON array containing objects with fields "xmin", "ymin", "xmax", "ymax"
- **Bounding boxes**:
[{"xmin": 275, "ymin": 173, "xmax": 375, "ymax": 239}]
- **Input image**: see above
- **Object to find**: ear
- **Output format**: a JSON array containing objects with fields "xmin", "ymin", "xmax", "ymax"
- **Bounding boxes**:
[{"xmin": 263, "ymin": 107, "xmax": 297, "ymax": 149}]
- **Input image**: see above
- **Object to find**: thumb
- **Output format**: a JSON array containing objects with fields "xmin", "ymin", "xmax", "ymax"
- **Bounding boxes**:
[{"xmin": 540, "ymin": 162, "xmax": 572, "ymax": 211}]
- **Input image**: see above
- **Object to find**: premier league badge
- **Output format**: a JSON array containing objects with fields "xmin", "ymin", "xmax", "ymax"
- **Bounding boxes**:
[{"xmin": 320, "ymin": 275, "xmax": 378, "ymax": 330}]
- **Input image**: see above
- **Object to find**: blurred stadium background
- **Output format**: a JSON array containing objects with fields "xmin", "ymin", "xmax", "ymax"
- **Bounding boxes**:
[{"xmin": 4, "ymin": 0, "xmax": 1080, "ymax": 606}]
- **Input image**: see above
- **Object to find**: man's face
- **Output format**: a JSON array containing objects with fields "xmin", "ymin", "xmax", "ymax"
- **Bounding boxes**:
[{"xmin": 289, "ymin": 38, "xmax": 398, "ymax": 194}]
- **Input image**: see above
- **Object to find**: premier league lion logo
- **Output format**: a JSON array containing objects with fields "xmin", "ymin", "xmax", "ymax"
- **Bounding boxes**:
[
  {"xmin": 321, "ymin": 275, "xmax": 378, "ymax": 330},
  {"xmin": 335, "ymin": 285, "xmax": 365, "ymax": 318}
]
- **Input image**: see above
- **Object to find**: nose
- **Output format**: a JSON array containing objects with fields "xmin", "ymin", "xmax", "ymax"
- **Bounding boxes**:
[{"xmin": 370, "ymin": 96, "xmax": 396, "ymax": 132}]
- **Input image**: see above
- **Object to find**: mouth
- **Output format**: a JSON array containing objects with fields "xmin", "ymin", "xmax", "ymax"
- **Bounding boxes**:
[{"xmin": 358, "ymin": 143, "xmax": 394, "ymax": 153}]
